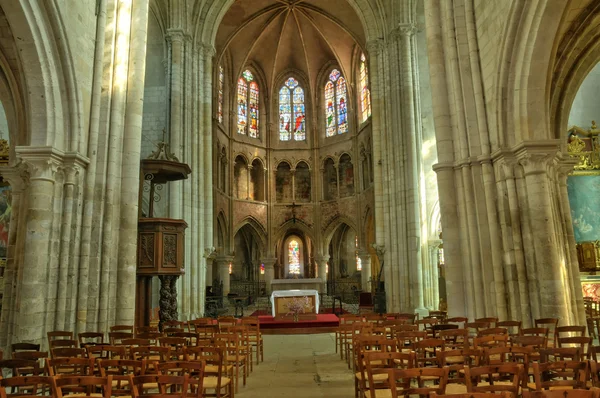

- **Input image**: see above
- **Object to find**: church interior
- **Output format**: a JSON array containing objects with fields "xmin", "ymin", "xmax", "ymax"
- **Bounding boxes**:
[{"xmin": 0, "ymin": 0, "xmax": 599, "ymax": 395}]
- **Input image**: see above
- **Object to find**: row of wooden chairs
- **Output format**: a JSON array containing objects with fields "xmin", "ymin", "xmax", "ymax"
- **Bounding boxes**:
[{"xmin": 0, "ymin": 348, "xmax": 234, "ymax": 397}]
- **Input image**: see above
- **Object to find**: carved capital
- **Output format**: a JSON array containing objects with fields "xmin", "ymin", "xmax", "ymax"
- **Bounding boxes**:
[
  {"xmin": 202, "ymin": 44, "xmax": 216, "ymax": 58},
  {"xmin": 0, "ymin": 162, "xmax": 29, "ymax": 192},
  {"xmin": 261, "ymin": 257, "xmax": 277, "ymax": 268},
  {"xmin": 166, "ymin": 29, "xmax": 187, "ymax": 44},
  {"xmin": 203, "ymin": 247, "xmax": 217, "ymax": 259},
  {"xmin": 397, "ymin": 24, "xmax": 417, "ymax": 37},
  {"xmin": 518, "ymin": 153, "xmax": 555, "ymax": 176},
  {"xmin": 366, "ymin": 39, "xmax": 385, "ymax": 56}
]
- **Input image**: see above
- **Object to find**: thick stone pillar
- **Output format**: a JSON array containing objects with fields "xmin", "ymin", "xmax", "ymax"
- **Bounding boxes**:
[
  {"xmin": 262, "ymin": 257, "xmax": 277, "ymax": 295},
  {"xmin": 216, "ymin": 255, "xmax": 233, "ymax": 296},
  {"xmin": 358, "ymin": 251, "xmax": 372, "ymax": 293},
  {"xmin": 518, "ymin": 151, "xmax": 569, "ymax": 321},
  {"xmin": 315, "ymin": 254, "xmax": 329, "ymax": 294},
  {"xmin": 16, "ymin": 148, "xmax": 62, "ymax": 344}
]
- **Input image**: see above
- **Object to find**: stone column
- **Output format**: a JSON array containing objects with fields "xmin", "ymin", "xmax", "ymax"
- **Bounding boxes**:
[
  {"xmin": 216, "ymin": 255, "xmax": 234, "ymax": 296},
  {"xmin": 358, "ymin": 251, "xmax": 372, "ymax": 293},
  {"xmin": 315, "ymin": 254, "xmax": 329, "ymax": 294},
  {"xmin": 519, "ymin": 151, "xmax": 569, "ymax": 320},
  {"xmin": 15, "ymin": 148, "xmax": 63, "ymax": 344},
  {"xmin": 262, "ymin": 257, "xmax": 277, "ymax": 295}
]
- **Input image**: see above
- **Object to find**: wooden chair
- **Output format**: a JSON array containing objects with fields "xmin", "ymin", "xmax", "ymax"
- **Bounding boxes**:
[
  {"xmin": 475, "ymin": 318, "xmax": 499, "ymax": 328},
  {"xmin": 531, "ymin": 360, "xmax": 588, "ymax": 390},
  {"xmin": 539, "ymin": 347, "xmax": 581, "ymax": 362},
  {"xmin": 429, "ymin": 310, "xmax": 448, "ymax": 322},
  {"xmin": 98, "ymin": 359, "xmax": 146, "ymax": 396},
  {"xmin": 360, "ymin": 351, "xmax": 414, "ymax": 398},
  {"xmin": 557, "ymin": 336, "xmax": 592, "ymax": 359},
  {"xmin": 46, "ymin": 357, "xmax": 95, "ymax": 376},
  {"xmin": 432, "ymin": 324, "xmax": 459, "ymax": 338},
  {"xmin": 395, "ymin": 313, "xmax": 417, "ymax": 324},
  {"xmin": 163, "ymin": 327, "xmax": 185, "ymax": 336},
  {"xmin": 185, "ymin": 345, "xmax": 233, "ymax": 398},
  {"xmin": 241, "ymin": 317, "xmax": 263, "ymax": 364},
  {"xmin": 109, "ymin": 332, "xmax": 134, "ymax": 345},
  {"xmin": 439, "ymin": 348, "xmax": 482, "ymax": 384},
  {"xmin": 135, "ymin": 326, "xmax": 159, "ymax": 335},
  {"xmin": 439, "ymin": 329, "xmax": 469, "ymax": 350},
  {"xmin": 466, "ymin": 322, "xmax": 491, "ymax": 338},
  {"xmin": 156, "ymin": 361, "xmax": 205, "ymax": 396},
  {"xmin": 86, "ymin": 345, "xmax": 127, "ymax": 360},
  {"xmin": 170, "ymin": 332, "xmax": 201, "ymax": 348},
  {"xmin": 129, "ymin": 346, "xmax": 170, "ymax": 364},
  {"xmin": 129, "ymin": 374, "xmax": 188, "ymax": 398},
  {"xmin": 370, "ymin": 367, "xmax": 450, "ymax": 397},
  {"xmin": 135, "ymin": 332, "xmax": 162, "ymax": 345},
  {"xmin": 417, "ymin": 318, "xmax": 440, "ymax": 337},
  {"xmin": 47, "ymin": 331, "xmax": 74, "ymax": 347},
  {"xmin": 163, "ymin": 320, "xmax": 187, "ymax": 330},
  {"xmin": 477, "ymin": 328, "xmax": 508, "ymax": 337},
  {"xmin": 396, "ymin": 330, "xmax": 427, "ymax": 350},
  {"xmin": 158, "ymin": 337, "xmax": 188, "ymax": 361},
  {"xmin": 447, "ymin": 317, "xmax": 469, "ymax": 328},
  {"xmin": 50, "ymin": 347, "xmax": 87, "ymax": 358},
  {"xmin": 10, "ymin": 343, "xmax": 40, "ymax": 355},
  {"xmin": 11, "ymin": 351, "xmax": 49, "ymax": 376},
  {"xmin": 0, "ymin": 376, "xmax": 58, "ymax": 398},
  {"xmin": 523, "ymin": 390, "xmax": 600, "ymax": 398},
  {"xmin": 78, "ymin": 332, "xmax": 104, "ymax": 347},
  {"xmin": 473, "ymin": 334, "xmax": 509, "ymax": 349},
  {"xmin": 55, "ymin": 375, "xmax": 112, "ymax": 398},
  {"xmin": 0, "ymin": 359, "xmax": 42, "ymax": 378},
  {"xmin": 535, "ymin": 318, "xmax": 559, "ymax": 347},
  {"xmin": 414, "ymin": 338, "xmax": 445, "ymax": 368},
  {"xmin": 110, "ymin": 325, "xmax": 134, "ymax": 333},
  {"xmin": 49, "ymin": 339, "xmax": 78, "ymax": 349},
  {"xmin": 216, "ymin": 316, "xmax": 237, "ymax": 332},
  {"xmin": 557, "ymin": 325, "xmax": 586, "ymax": 338},
  {"xmin": 497, "ymin": 320, "xmax": 523, "ymax": 337},
  {"xmin": 464, "ymin": 364, "xmax": 523, "ymax": 396},
  {"xmin": 214, "ymin": 333, "xmax": 247, "ymax": 392},
  {"xmin": 431, "ymin": 394, "xmax": 512, "ymax": 398}
]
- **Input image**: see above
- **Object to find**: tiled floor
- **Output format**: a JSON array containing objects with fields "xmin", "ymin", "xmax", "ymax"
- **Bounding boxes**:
[{"xmin": 237, "ymin": 333, "xmax": 354, "ymax": 397}]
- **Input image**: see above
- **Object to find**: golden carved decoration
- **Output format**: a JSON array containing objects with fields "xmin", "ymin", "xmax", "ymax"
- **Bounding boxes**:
[
  {"xmin": 567, "ymin": 121, "xmax": 600, "ymax": 173},
  {"xmin": 0, "ymin": 139, "xmax": 9, "ymax": 164}
]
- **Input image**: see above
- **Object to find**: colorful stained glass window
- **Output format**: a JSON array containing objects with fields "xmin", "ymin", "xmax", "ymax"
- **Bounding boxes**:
[
  {"xmin": 237, "ymin": 69, "xmax": 259, "ymax": 138},
  {"xmin": 260, "ymin": 263, "xmax": 265, "ymax": 275},
  {"xmin": 218, "ymin": 65, "xmax": 224, "ymax": 124},
  {"xmin": 288, "ymin": 239, "xmax": 300, "ymax": 275},
  {"xmin": 279, "ymin": 77, "xmax": 305, "ymax": 141},
  {"xmin": 325, "ymin": 69, "xmax": 348, "ymax": 137},
  {"xmin": 249, "ymin": 82, "xmax": 259, "ymax": 138},
  {"xmin": 360, "ymin": 53, "xmax": 371, "ymax": 122},
  {"xmin": 337, "ymin": 77, "xmax": 348, "ymax": 134},
  {"xmin": 355, "ymin": 235, "xmax": 362, "ymax": 271}
]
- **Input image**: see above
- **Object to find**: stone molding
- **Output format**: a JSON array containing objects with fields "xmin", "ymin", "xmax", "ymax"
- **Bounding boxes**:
[{"xmin": 366, "ymin": 38, "xmax": 384, "ymax": 56}]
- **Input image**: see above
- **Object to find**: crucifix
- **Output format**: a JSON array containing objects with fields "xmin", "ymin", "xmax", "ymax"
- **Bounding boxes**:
[{"xmin": 286, "ymin": 202, "xmax": 301, "ymax": 223}]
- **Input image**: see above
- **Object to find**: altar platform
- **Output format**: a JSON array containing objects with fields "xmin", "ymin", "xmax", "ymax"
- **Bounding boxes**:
[{"xmin": 257, "ymin": 313, "xmax": 339, "ymax": 334}]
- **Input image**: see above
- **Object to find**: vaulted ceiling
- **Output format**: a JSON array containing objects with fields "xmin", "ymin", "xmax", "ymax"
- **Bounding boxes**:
[{"xmin": 215, "ymin": 0, "xmax": 366, "ymax": 98}]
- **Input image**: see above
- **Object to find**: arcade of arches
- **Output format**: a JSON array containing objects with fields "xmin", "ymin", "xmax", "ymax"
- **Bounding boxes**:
[{"xmin": 0, "ymin": 0, "xmax": 597, "ymax": 349}]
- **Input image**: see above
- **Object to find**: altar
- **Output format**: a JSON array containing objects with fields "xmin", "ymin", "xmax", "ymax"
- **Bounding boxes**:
[
  {"xmin": 270, "ymin": 289, "xmax": 320, "ymax": 317},
  {"xmin": 270, "ymin": 277, "xmax": 324, "ymax": 292}
]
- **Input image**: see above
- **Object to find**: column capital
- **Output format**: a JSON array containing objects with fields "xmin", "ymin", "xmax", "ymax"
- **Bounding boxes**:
[
  {"xmin": 357, "ymin": 250, "xmax": 372, "ymax": 261},
  {"xmin": 518, "ymin": 153, "xmax": 555, "ymax": 176},
  {"xmin": 166, "ymin": 29, "xmax": 190, "ymax": 43},
  {"xmin": 215, "ymin": 255, "xmax": 234, "ymax": 265},
  {"xmin": 203, "ymin": 247, "xmax": 217, "ymax": 259},
  {"xmin": 366, "ymin": 39, "xmax": 385, "ymax": 56},
  {"xmin": 315, "ymin": 254, "xmax": 330, "ymax": 264},
  {"xmin": 16, "ymin": 146, "xmax": 66, "ymax": 182},
  {"xmin": 202, "ymin": 44, "xmax": 216, "ymax": 58},
  {"xmin": 392, "ymin": 23, "xmax": 417, "ymax": 39},
  {"xmin": 0, "ymin": 162, "xmax": 29, "ymax": 192}
]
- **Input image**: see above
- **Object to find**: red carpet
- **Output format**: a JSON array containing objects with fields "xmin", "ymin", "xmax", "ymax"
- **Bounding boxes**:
[
  {"xmin": 250, "ymin": 308, "xmax": 347, "ymax": 317},
  {"xmin": 257, "ymin": 314, "xmax": 339, "ymax": 331}
]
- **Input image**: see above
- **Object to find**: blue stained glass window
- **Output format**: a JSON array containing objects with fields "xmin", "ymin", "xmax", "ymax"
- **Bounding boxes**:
[
  {"xmin": 288, "ymin": 240, "xmax": 300, "ymax": 275},
  {"xmin": 237, "ymin": 69, "xmax": 259, "ymax": 138},
  {"xmin": 325, "ymin": 69, "xmax": 348, "ymax": 137},
  {"xmin": 279, "ymin": 77, "xmax": 305, "ymax": 141}
]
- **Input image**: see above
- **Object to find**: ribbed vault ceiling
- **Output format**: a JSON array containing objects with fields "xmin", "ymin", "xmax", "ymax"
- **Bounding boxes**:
[{"xmin": 216, "ymin": 0, "xmax": 366, "ymax": 98}]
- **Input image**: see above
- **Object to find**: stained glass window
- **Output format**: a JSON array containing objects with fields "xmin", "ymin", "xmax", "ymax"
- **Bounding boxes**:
[
  {"xmin": 325, "ymin": 69, "xmax": 348, "ymax": 137},
  {"xmin": 355, "ymin": 235, "xmax": 362, "ymax": 271},
  {"xmin": 260, "ymin": 263, "xmax": 265, "ymax": 275},
  {"xmin": 360, "ymin": 53, "xmax": 371, "ymax": 122},
  {"xmin": 288, "ymin": 239, "xmax": 300, "ymax": 275},
  {"xmin": 218, "ymin": 65, "xmax": 224, "ymax": 124},
  {"xmin": 279, "ymin": 77, "xmax": 305, "ymax": 141},
  {"xmin": 237, "ymin": 69, "xmax": 259, "ymax": 138}
]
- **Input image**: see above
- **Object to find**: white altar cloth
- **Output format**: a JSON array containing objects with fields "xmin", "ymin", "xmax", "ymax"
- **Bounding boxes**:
[{"xmin": 270, "ymin": 289, "xmax": 320, "ymax": 317}]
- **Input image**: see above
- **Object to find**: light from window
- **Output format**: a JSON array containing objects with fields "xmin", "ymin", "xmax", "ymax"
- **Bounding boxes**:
[
  {"xmin": 359, "ymin": 53, "xmax": 371, "ymax": 122},
  {"xmin": 325, "ymin": 69, "xmax": 348, "ymax": 137},
  {"xmin": 237, "ymin": 70, "xmax": 259, "ymax": 138},
  {"xmin": 218, "ymin": 65, "xmax": 224, "ymax": 124},
  {"xmin": 288, "ymin": 239, "xmax": 300, "ymax": 274},
  {"xmin": 260, "ymin": 263, "xmax": 265, "ymax": 275},
  {"xmin": 228, "ymin": 262, "xmax": 232, "ymax": 274},
  {"xmin": 355, "ymin": 235, "xmax": 362, "ymax": 271},
  {"xmin": 279, "ymin": 77, "xmax": 305, "ymax": 141}
]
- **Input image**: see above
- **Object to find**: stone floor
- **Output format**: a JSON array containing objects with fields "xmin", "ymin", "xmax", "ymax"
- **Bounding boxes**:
[{"xmin": 237, "ymin": 333, "xmax": 354, "ymax": 397}]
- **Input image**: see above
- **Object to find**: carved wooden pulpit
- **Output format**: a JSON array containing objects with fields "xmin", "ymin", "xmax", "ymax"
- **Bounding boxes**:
[{"xmin": 136, "ymin": 141, "xmax": 191, "ymax": 329}]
